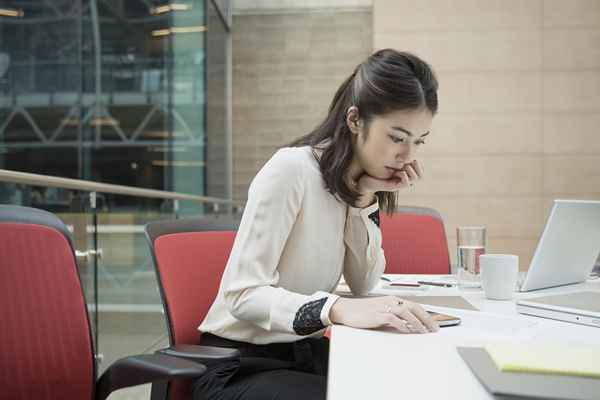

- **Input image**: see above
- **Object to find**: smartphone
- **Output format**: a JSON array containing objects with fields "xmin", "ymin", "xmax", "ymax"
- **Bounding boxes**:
[{"xmin": 427, "ymin": 311, "xmax": 461, "ymax": 327}]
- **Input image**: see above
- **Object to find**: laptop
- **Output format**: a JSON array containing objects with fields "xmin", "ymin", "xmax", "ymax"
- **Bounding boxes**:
[
  {"xmin": 519, "ymin": 199, "xmax": 600, "ymax": 292},
  {"xmin": 517, "ymin": 292, "xmax": 600, "ymax": 328}
]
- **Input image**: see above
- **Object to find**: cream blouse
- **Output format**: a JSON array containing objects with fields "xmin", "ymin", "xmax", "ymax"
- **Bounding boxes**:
[{"xmin": 199, "ymin": 145, "xmax": 385, "ymax": 344}]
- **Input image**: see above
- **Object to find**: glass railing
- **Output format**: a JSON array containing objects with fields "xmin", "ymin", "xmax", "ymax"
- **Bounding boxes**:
[{"xmin": 0, "ymin": 169, "xmax": 243, "ymax": 377}]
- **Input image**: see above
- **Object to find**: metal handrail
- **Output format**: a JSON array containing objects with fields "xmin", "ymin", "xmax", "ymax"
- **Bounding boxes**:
[{"xmin": 0, "ymin": 168, "xmax": 243, "ymax": 207}]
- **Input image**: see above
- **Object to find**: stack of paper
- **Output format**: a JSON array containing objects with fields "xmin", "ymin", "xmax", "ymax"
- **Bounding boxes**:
[{"xmin": 485, "ymin": 344, "xmax": 600, "ymax": 379}]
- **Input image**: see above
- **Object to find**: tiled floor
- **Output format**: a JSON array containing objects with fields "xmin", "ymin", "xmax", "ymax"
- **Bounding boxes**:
[{"xmin": 107, "ymin": 384, "xmax": 153, "ymax": 400}]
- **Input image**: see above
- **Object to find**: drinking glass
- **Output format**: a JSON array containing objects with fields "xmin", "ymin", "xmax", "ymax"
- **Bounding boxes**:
[{"xmin": 456, "ymin": 226, "xmax": 486, "ymax": 289}]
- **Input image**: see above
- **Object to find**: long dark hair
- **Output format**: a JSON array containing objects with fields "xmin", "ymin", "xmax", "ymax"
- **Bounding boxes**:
[{"xmin": 289, "ymin": 49, "xmax": 439, "ymax": 214}]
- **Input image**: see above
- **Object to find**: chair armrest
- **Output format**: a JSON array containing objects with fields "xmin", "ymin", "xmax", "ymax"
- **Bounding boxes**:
[
  {"xmin": 157, "ymin": 344, "xmax": 240, "ymax": 366},
  {"xmin": 96, "ymin": 353, "xmax": 207, "ymax": 400}
]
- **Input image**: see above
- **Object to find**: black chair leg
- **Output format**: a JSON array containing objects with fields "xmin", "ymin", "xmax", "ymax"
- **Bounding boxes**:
[{"xmin": 150, "ymin": 381, "xmax": 169, "ymax": 400}]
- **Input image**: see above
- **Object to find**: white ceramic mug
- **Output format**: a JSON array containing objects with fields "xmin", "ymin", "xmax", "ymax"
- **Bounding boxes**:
[{"xmin": 480, "ymin": 254, "xmax": 519, "ymax": 300}]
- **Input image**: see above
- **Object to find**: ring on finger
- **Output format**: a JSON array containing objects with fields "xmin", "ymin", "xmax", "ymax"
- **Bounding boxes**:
[{"xmin": 386, "ymin": 300, "xmax": 404, "ymax": 313}]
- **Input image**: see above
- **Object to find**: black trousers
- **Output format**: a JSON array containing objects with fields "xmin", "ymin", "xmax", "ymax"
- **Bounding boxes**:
[{"xmin": 192, "ymin": 333, "xmax": 329, "ymax": 400}]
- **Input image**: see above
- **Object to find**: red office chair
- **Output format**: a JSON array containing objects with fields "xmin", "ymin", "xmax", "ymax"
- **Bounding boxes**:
[
  {"xmin": 380, "ymin": 206, "xmax": 451, "ymax": 274},
  {"xmin": 145, "ymin": 216, "xmax": 241, "ymax": 400},
  {"xmin": 0, "ymin": 205, "xmax": 207, "ymax": 400}
]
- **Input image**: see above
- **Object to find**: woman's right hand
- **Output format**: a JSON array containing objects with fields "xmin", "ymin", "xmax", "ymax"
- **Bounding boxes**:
[
  {"xmin": 329, "ymin": 296, "xmax": 440, "ymax": 334},
  {"xmin": 356, "ymin": 160, "xmax": 424, "ymax": 194}
]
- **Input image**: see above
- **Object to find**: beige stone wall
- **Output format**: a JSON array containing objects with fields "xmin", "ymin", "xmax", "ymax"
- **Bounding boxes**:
[
  {"xmin": 232, "ymin": 9, "xmax": 373, "ymax": 200},
  {"xmin": 374, "ymin": 0, "xmax": 600, "ymax": 269},
  {"xmin": 206, "ymin": 3, "xmax": 228, "ymax": 199}
]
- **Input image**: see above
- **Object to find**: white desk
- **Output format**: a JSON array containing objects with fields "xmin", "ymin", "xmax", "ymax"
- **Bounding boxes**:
[{"xmin": 328, "ymin": 275, "xmax": 600, "ymax": 400}]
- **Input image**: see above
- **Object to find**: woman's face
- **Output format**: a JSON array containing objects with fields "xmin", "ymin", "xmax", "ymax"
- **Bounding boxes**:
[{"xmin": 348, "ymin": 107, "xmax": 433, "ymax": 181}]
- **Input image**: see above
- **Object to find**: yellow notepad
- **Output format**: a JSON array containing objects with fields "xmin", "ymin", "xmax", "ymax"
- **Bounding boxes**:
[{"xmin": 485, "ymin": 344, "xmax": 600, "ymax": 379}]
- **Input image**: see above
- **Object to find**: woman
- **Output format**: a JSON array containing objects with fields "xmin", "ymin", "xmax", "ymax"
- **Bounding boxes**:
[{"xmin": 195, "ymin": 49, "xmax": 440, "ymax": 400}]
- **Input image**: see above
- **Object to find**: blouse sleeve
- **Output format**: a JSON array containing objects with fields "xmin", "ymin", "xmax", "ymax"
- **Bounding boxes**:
[
  {"xmin": 221, "ymin": 149, "xmax": 339, "ymax": 336},
  {"xmin": 342, "ymin": 200, "xmax": 386, "ymax": 296}
]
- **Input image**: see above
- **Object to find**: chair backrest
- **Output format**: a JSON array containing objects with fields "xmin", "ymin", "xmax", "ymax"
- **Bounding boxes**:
[
  {"xmin": 145, "ymin": 216, "xmax": 239, "ymax": 347},
  {"xmin": 380, "ymin": 206, "xmax": 451, "ymax": 274},
  {"xmin": 0, "ymin": 205, "xmax": 94, "ymax": 400}
]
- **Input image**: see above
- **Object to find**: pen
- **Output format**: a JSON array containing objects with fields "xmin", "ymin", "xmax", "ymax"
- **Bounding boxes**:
[
  {"xmin": 417, "ymin": 281, "xmax": 454, "ymax": 288},
  {"xmin": 389, "ymin": 282, "xmax": 421, "ymax": 287}
]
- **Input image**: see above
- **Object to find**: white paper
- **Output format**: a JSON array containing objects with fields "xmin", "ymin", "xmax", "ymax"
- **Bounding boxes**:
[{"xmin": 423, "ymin": 305, "xmax": 540, "ymax": 340}]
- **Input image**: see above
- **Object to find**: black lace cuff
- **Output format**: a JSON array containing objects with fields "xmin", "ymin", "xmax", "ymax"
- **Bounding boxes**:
[
  {"xmin": 293, "ymin": 298, "xmax": 327, "ymax": 336},
  {"xmin": 368, "ymin": 209, "xmax": 380, "ymax": 228}
]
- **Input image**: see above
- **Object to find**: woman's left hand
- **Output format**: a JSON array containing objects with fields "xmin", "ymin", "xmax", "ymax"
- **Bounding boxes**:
[{"xmin": 357, "ymin": 160, "xmax": 424, "ymax": 195}]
